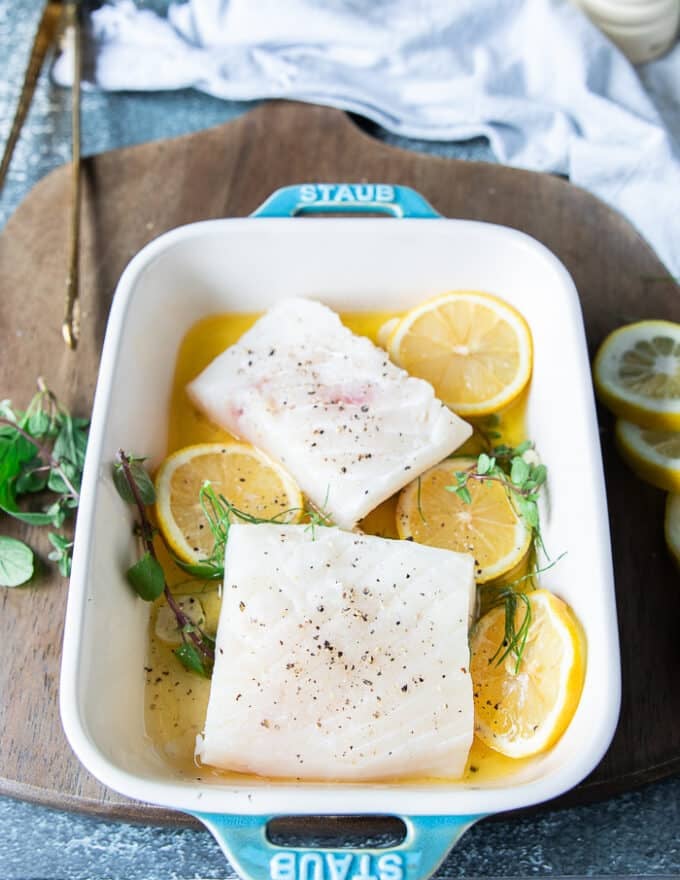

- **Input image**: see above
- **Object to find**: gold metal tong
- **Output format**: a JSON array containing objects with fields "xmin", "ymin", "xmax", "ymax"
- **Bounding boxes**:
[{"xmin": 0, "ymin": 0, "xmax": 82, "ymax": 350}]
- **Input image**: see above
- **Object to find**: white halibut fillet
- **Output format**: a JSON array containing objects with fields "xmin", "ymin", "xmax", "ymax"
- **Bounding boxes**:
[
  {"xmin": 197, "ymin": 524, "xmax": 475, "ymax": 781},
  {"xmin": 187, "ymin": 298, "xmax": 471, "ymax": 529}
]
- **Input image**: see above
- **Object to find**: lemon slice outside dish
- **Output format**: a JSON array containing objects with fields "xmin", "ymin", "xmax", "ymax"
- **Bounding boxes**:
[
  {"xmin": 665, "ymin": 494, "xmax": 680, "ymax": 567},
  {"xmin": 395, "ymin": 457, "xmax": 532, "ymax": 584},
  {"xmin": 155, "ymin": 442, "xmax": 303, "ymax": 563},
  {"xmin": 470, "ymin": 589, "xmax": 585, "ymax": 759},
  {"xmin": 593, "ymin": 320, "xmax": 680, "ymax": 431},
  {"xmin": 615, "ymin": 420, "xmax": 680, "ymax": 493},
  {"xmin": 385, "ymin": 291, "xmax": 533, "ymax": 417}
]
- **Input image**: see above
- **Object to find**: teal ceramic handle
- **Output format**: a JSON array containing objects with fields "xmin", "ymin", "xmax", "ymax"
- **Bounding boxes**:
[
  {"xmin": 251, "ymin": 184, "xmax": 440, "ymax": 219},
  {"xmin": 192, "ymin": 812, "xmax": 484, "ymax": 880}
]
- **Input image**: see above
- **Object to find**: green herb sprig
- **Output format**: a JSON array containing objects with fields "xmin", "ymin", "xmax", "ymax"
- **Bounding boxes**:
[
  {"xmin": 446, "ymin": 438, "xmax": 556, "ymax": 671},
  {"xmin": 486, "ymin": 588, "xmax": 532, "ymax": 674},
  {"xmin": 177, "ymin": 483, "xmax": 332, "ymax": 580},
  {"xmin": 448, "ymin": 440, "xmax": 547, "ymax": 553},
  {"xmin": 113, "ymin": 450, "xmax": 215, "ymax": 677},
  {"xmin": 0, "ymin": 380, "xmax": 88, "ymax": 587},
  {"xmin": 478, "ymin": 552, "xmax": 566, "ymax": 672}
]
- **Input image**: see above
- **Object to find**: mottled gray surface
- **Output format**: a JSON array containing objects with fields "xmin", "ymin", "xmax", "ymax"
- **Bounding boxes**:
[
  {"xmin": 1, "ymin": 1, "xmax": 680, "ymax": 878},
  {"xmin": 2, "ymin": 777, "xmax": 680, "ymax": 879}
]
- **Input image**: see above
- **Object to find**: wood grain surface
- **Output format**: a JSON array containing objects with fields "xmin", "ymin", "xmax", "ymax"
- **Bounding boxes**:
[{"xmin": 0, "ymin": 101, "xmax": 678, "ymax": 827}]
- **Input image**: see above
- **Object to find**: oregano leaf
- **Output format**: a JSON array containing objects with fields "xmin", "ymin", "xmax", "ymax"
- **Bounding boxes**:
[
  {"xmin": 174, "ymin": 642, "xmax": 210, "ymax": 677},
  {"xmin": 113, "ymin": 459, "xmax": 156, "ymax": 505},
  {"xmin": 477, "ymin": 453, "xmax": 492, "ymax": 475},
  {"xmin": 510, "ymin": 456, "xmax": 530, "ymax": 486},
  {"xmin": 126, "ymin": 552, "xmax": 165, "ymax": 601},
  {"xmin": 0, "ymin": 536, "xmax": 35, "ymax": 587}
]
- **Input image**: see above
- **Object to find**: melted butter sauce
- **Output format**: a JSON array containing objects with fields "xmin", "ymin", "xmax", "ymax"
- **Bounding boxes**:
[{"xmin": 147, "ymin": 311, "xmax": 532, "ymax": 785}]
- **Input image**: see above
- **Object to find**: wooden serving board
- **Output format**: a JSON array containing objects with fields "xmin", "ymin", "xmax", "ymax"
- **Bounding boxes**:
[{"xmin": 1, "ymin": 101, "xmax": 678, "ymax": 827}]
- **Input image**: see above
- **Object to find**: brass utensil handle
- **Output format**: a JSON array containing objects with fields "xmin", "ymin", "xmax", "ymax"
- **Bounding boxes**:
[
  {"xmin": 62, "ymin": 0, "xmax": 82, "ymax": 350},
  {"xmin": 0, "ymin": 1, "xmax": 64, "ymax": 193}
]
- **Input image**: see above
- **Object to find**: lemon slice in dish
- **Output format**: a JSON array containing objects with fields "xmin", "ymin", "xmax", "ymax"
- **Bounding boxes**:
[
  {"xmin": 615, "ymin": 420, "xmax": 680, "ymax": 493},
  {"xmin": 155, "ymin": 442, "xmax": 303, "ymax": 563},
  {"xmin": 395, "ymin": 457, "xmax": 531, "ymax": 584},
  {"xmin": 665, "ymin": 494, "xmax": 680, "ymax": 567},
  {"xmin": 385, "ymin": 291, "xmax": 533, "ymax": 417},
  {"xmin": 377, "ymin": 317, "xmax": 400, "ymax": 349},
  {"xmin": 470, "ymin": 589, "xmax": 585, "ymax": 758},
  {"xmin": 593, "ymin": 320, "xmax": 680, "ymax": 430}
]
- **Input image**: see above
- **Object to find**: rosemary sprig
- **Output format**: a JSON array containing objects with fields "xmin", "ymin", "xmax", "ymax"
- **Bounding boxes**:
[{"xmin": 113, "ymin": 451, "xmax": 215, "ymax": 677}]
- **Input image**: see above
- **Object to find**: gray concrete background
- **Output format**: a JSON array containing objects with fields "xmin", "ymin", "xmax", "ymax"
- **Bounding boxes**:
[{"xmin": 1, "ymin": 2, "xmax": 679, "ymax": 878}]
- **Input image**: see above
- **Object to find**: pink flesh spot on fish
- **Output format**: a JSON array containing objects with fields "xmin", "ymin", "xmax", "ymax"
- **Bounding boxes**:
[{"xmin": 321, "ymin": 385, "xmax": 374, "ymax": 407}]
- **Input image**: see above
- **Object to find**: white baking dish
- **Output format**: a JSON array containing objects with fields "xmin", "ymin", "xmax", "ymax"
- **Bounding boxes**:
[{"xmin": 60, "ymin": 184, "xmax": 620, "ymax": 880}]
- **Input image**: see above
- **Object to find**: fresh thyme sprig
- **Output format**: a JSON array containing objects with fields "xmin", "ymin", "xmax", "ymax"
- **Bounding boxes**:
[
  {"xmin": 446, "ymin": 438, "xmax": 557, "ymax": 671},
  {"xmin": 477, "ymin": 552, "xmax": 566, "ymax": 673},
  {"xmin": 304, "ymin": 485, "xmax": 333, "ymax": 540},
  {"xmin": 0, "ymin": 380, "xmax": 88, "ymax": 586},
  {"xmin": 447, "ymin": 440, "xmax": 548, "ymax": 554},
  {"xmin": 177, "ymin": 482, "xmax": 332, "ymax": 579},
  {"xmin": 113, "ymin": 451, "xmax": 215, "ymax": 677},
  {"xmin": 487, "ymin": 588, "xmax": 532, "ymax": 674}
]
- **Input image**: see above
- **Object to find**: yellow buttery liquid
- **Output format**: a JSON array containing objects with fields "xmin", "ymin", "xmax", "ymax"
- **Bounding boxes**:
[{"xmin": 145, "ymin": 312, "xmax": 532, "ymax": 784}]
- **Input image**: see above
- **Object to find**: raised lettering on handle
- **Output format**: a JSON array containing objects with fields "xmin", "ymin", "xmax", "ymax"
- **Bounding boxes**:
[{"xmin": 251, "ymin": 184, "xmax": 440, "ymax": 219}]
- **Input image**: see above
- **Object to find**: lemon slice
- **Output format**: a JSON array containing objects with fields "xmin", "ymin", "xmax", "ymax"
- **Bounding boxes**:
[
  {"xmin": 377, "ymin": 317, "xmax": 400, "ymax": 349},
  {"xmin": 470, "ymin": 589, "xmax": 585, "ymax": 758},
  {"xmin": 665, "ymin": 494, "xmax": 680, "ymax": 566},
  {"xmin": 615, "ymin": 420, "xmax": 680, "ymax": 493},
  {"xmin": 155, "ymin": 443, "xmax": 303, "ymax": 563},
  {"xmin": 386, "ymin": 291, "xmax": 533, "ymax": 417},
  {"xmin": 593, "ymin": 320, "xmax": 680, "ymax": 430},
  {"xmin": 395, "ymin": 457, "xmax": 531, "ymax": 584}
]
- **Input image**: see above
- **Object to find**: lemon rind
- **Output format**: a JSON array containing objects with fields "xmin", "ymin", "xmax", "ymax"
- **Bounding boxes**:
[
  {"xmin": 593, "ymin": 320, "xmax": 680, "ymax": 431},
  {"xmin": 615, "ymin": 420, "xmax": 680, "ymax": 494},
  {"xmin": 664, "ymin": 494, "xmax": 680, "ymax": 567}
]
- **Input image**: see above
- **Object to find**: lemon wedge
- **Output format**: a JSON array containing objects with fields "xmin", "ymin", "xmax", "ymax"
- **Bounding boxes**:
[
  {"xmin": 395, "ymin": 457, "xmax": 531, "ymax": 584},
  {"xmin": 155, "ymin": 442, "xmax": 303, "ymax": 563},
  {"xmin": 593, "ymin": 320, "xmax": 680, "ymax": 430},
  {"xmin": 665, "ymin": 494, "xmax": 680, "ymax": 567},
  {"xmin": 615, "ymin": 420, "xmax": 680, "ymax": 493},
  {"xmin": 385, "ymin": 291, "xmax": 533, "ymax": 417},
  {"xmin": 470, "ymin": 589, "xmax": 585, "ymax": 758}
]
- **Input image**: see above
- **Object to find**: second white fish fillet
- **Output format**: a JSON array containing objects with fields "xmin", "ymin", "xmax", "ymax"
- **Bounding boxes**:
[
  {"xmin": 187, "ymin": 298, "xmax": 472, "ymax": 528},
  {"xmin": 197, "ymin": 524, "xmax": 475, "ymax": 781}
]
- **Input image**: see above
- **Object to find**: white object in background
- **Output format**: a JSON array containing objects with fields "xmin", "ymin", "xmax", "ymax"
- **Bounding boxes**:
[
  {"xmin": 51, "ymin": 0, "xmax": 680, "ymax": 282},
  {"xmin": 573, "ymin": 0, "xmax": 680, "ymax": 62}
]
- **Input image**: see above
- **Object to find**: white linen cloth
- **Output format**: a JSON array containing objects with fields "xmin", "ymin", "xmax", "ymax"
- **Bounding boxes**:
[{"xmin": 54, "ymin": 0, "xmax": 680, "ymax": 277}]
